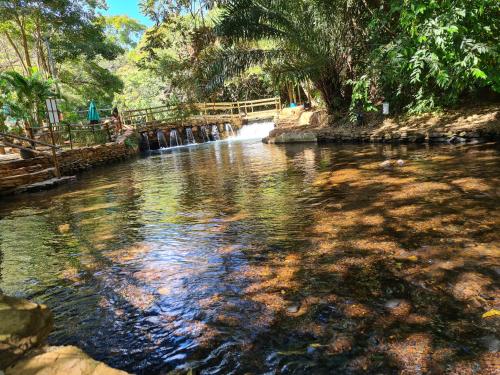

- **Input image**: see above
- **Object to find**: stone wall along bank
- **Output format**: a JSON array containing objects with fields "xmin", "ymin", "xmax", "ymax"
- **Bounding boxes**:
[
  {"xmin": 0, "ymin": 140, "xmax": 138, "ymax": 195},
  {"xmin": 264, "ymin": 105, "xmax": 500, "ymax": 145}
]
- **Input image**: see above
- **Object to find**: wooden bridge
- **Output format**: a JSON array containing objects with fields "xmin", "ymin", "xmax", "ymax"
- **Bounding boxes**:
[{"xmin": 121, "ymin": 97, "xmax": 281, "ymax": 131}]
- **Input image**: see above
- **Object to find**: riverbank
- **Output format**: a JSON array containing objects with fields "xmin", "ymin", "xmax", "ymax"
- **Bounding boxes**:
[{"xmin": 264, "ymin": 104, "xmax": 500, "ymax": 144}]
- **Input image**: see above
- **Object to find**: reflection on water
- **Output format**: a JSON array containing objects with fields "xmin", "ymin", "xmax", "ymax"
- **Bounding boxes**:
[{"xmin": 0, "ymin": 140, "xmax": 499, "ymax": 374}]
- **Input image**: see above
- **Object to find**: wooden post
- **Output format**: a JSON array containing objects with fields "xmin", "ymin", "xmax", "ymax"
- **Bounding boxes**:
[
  {"xmin": 67, "ymin": 123, "xmax": 73, "ymax": 150},
  {"xmin": 47, "ymin": 122, "xmax": 61, "ymax": 178}
]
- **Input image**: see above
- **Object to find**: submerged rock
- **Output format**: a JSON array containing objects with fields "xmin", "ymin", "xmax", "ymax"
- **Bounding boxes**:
[
  {"xmin": 5, "ymin": 346, "xmax": 129, "ymax": 375},
  {"xmin": 0, "ymin": 295, "xmax": 53, "ymax": 368},
  {"xmin": 380, "ymin": 160, "xmax": 393, "ymax": 169},
  {"xmin": 380, "ymin": 159, "xmax": 405, "ymax": 169},
  {"xmin": 384, "ymin": 299, "xmax": 403, "ymax": 309}
]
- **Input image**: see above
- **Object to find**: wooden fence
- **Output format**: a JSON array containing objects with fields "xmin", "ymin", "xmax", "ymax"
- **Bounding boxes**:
[{"xmin": 121, "ymin": 97, "xmax": 281, "ymax": 128}]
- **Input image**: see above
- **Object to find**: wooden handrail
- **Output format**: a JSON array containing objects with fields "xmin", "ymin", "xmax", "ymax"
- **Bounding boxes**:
[
  {"xmin": 0, "ymin": 140, "xmax": 51, "ymax": 156},
  {"xmin": 0, "ymin": 132, "xmax": 61, "ymax": 149}
]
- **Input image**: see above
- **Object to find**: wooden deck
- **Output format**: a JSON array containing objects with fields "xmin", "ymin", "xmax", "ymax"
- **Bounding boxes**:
[{"xmin": 121, "ymin": 97, "xmax": 281, "ymax": 131}]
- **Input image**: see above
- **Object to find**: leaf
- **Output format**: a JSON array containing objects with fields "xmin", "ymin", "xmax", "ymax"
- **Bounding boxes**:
[
  {"xmin": 471, "ymin": 68, "xmax": 487, "ymax": 80},
  {"xmin": 482, "ymin": 309, "xmax": 500, "ymax": 318}
]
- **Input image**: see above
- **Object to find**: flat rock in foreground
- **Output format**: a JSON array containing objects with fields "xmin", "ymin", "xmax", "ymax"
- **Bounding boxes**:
[
  {"xmin": 5, "ymin": 346, "xmax": 129, "ymax": 375},
  {"xmin": 0, "ymin": 295, "xmax": 53, "ymax": 368}
]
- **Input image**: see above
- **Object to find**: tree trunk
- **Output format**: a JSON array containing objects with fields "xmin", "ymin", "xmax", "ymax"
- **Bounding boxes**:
[
  {"xmin": 14, "ymin": 13, "xmax": 33, "ymax": 72},
  {"xmin": 4, "ymin": 31, "xmax": 28, "ymax": 74},
  {"xmin": 314, "ymin": 72, "xmax": 350, "ymax": 114},
  {"xmin": 36, "ymin": 31, "xmax": 50, "ymax": 76}
]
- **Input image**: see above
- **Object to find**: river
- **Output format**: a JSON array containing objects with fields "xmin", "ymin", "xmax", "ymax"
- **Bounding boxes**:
[{"xmin": 0, "ymin": 132, "xmax": 498, "ymax": 374}]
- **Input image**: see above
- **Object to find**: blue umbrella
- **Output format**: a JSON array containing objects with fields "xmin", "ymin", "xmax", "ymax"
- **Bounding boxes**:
[{"xmin": 87, "ymin": 100, "xmax": 100, "ymax": 123}]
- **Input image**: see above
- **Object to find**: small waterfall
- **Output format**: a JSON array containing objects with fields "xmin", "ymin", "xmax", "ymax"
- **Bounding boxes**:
[
  {"xmin": 200, "ymin": 126, "xmax": 210, "ymax": 142},
  {"xmin": 235, "ymin": 121, "xmax": 275, "ymax": 140},
  {"xmin": 140, "ymin": 132, "xmax": 151, "ymax": 152},
  {"xmin": 186, "ymin": 128, "xmax": 196, "ymax": 145},
  {"xmin": 224, "ymin": 123, "xmax": 235, "ymax": 138},
  {"xmin": 157, "ymin": 130, "xmax": 168, "ymax": 148},
  {"xmin": 170, "ymin": 129, "xmax": 181, "ymax": 147},
  {"xmin": 211, "ymin": 125, "xmax": 220, "ymax": 141}
]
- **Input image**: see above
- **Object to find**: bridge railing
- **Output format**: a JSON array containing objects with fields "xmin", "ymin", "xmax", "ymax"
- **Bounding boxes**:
[{"xmin": 121, "ymin": 97, "xmax": 281, "ymax": 128}]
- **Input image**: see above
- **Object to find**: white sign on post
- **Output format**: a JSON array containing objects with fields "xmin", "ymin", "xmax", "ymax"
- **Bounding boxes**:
[
  {"xmin": 46, "ymin": 98, "xmax": 60, "ymax": 124},
  {"xmin": 382, "ymin": 102, "xmax": 390, "ymax": 115}
]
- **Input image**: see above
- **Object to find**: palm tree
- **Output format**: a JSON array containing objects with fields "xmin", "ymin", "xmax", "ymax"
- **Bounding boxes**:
[
  {"xmin": 208, "ymin": 0, "xmax": 374, "ymax": 113},
  {"xmin": 0, "ymin": 69, "xmax": 55, "ymax": 136}
]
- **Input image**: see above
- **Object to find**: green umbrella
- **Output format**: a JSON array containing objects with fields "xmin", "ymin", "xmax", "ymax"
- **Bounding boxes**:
[{"xmin": 87, "ymin": 100, "xmax": 100, "ymax": 123}]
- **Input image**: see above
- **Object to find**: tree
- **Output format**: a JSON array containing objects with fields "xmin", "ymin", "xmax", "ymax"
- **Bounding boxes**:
[
  {"xmin": 0, "ymin": 0, "xmax": 122, "ymax": 76},
  {"xmin": 208, "ymin": 0, "xmax": 378, "ymax": 113},
  {"xmin": 0, "ymin": 0, "xmax": 125, "ymax": 110},
  {"xmin": 105, "ymin": 15, "xmax": 146, "ymax": 50},
  {"xmin": 0, "ymin": 69, "xmax": 54, "ymax": 130}
]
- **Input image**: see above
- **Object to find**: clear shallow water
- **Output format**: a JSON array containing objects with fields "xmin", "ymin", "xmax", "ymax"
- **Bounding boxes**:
[{"xmin": 0, "ymin": 138, "xmax": 499, "ymax": 374}]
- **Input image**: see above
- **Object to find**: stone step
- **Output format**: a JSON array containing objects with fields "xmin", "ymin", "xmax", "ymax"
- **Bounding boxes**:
[
  {"xmin": 0, "ymin": 156, "xmax": 51, "ymax": 173},
  {"xmin": 0, "ymin": 168, "xmax": 56, "ymax": 189},
  {"xmin": 0, "ymin": 164, "xmax": 46, "ymax": 178},
  {"xmin": 11, "ymin": 176, "xmax": 77, "ymax": 194}
]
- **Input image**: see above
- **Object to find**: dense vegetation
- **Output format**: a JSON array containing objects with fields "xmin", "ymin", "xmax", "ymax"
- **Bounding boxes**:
[{"xmin": 0, "ymin": 0, "xmax": 498, "ymax": 128}]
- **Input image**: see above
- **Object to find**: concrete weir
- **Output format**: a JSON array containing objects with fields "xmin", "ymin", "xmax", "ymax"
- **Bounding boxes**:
[{"xmin": 137, "ymin": 122, "xmax": 241, "ymax": 151}]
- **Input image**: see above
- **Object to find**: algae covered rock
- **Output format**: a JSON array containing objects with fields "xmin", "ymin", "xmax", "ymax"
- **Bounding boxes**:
[{"xmin": 0, "ymin": 295, "xmax": 53, "ymax": 369}]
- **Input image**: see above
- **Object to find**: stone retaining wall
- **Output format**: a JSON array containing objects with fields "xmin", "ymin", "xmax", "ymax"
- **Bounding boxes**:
[
  {"xmin": 58, "ymin": 142, "xmax": 138, "ymax": 175},
  {"xmin": 316, "ymin": 127, "xmax": 497, "ymax": 144},
  {"xmin": 264, "ymin": 105, "xmax": 500, "ymax": 145},
  {"xmin": 0, "ymin": 138, "xmax": 139, "ymax": 195}
]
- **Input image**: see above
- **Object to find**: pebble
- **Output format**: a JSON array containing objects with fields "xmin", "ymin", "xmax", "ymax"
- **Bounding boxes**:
[
  {"xmin": 58, "ymin": 223, "xmax": 71, "ymax": 233},
  {"xmin": 286, "ymin": 304, "xmax": 300, "ymax": 313},
  {"xmin": 480, "ymin": 335, "xmax": 500, "ymax": 352},
  {"xmin": 384, "ymin": 299, "xmax": 402, "ymax": 309},
  {"xmin": 396, "ymin": 159, "xmax": 405, "ymax": 166}
]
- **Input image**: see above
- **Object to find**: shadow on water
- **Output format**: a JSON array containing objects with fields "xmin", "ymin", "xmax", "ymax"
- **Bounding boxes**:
[{"xmin": 0, "ymin": 140, "xmax": 499, "ymax": 374}]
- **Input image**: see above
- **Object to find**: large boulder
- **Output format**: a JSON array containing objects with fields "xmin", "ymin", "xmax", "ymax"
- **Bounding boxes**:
[
  {"xmin": 298, "ymin": 110, "xmax": 328, "ymax": 128},
  {"xmin": 5, "ymin": 346, "xmax": 129, "ymax": 375},
  {"xmin": 0, "ymin": 295, "xmax": 53, "ymax": 369}
]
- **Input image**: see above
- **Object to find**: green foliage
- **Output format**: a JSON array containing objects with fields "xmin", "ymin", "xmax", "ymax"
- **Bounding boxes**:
[
  {"xmin": 124, "ymin": 135, "xmax": 139, "ymax": 149},
  {"xmin": 347, "ymin": 75, "xmax": 377, "ymax": 120},
  {"xmin": 0, "ymin": 0, "xmax": 125, "ymax": 112},
  {"xmin": 363, "ymin": 0, "xmax": 500, "ymax": 113},
  {"xmin": 210, "ymin": 0, "xmax": 374, "ymax": 113},
  {"xmin": 139, "ymin": 9, "xmax": 274, "ymax": 102},
  {"xmin": 105, "ymin": 15, "xmax": 146, "ymax": 50},
  {"xmin": 2, "ymin": 0, "xmax": 494, "ymax": 121},
  {"xmin": 0, "ymin": 69, "xmax": 55, "ymax": 127},
  {"xmin": 58, "ymin": 58, "xmax": 124, "ymax": 107}
]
